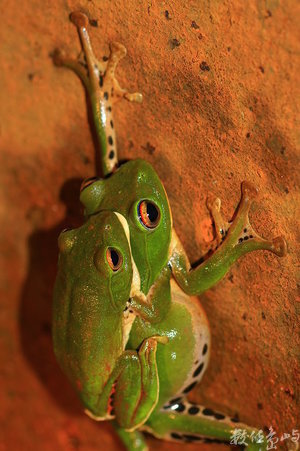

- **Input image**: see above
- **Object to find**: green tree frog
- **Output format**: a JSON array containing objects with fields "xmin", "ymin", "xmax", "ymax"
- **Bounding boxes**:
[
  {"xmin": 53, "ymin": 209, "xmax": 168, "ymax": 430},
  {"xmin": 53, "ymin": 11, "xmax": 287, "ymax": 451}
]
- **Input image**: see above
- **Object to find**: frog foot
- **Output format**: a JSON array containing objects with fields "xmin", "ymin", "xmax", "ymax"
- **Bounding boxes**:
[
  {"xmin": 54, "ymin": 12, "xmax": 142, "ymax": 105},
  {"xmin": 208, "ymin": 182, "xmax": 287, "ymax": 257},
  {"xmin": 53, "ymin": 11, "xmax": 142, "ymax": 176}
]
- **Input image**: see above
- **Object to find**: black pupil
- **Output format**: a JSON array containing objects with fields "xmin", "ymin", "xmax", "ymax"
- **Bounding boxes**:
[
  {"xmin": 147, "ymin": 202, "xmax": 158, "ymax": 223},
  {"xmin": 110, "ymin": 249, "xmax": 119, "ymax": 267}
]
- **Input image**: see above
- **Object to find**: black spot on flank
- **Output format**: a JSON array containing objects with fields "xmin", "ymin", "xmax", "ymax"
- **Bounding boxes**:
[
  {"xmin": 257, "ymin": 402, "xmax": 263, "ymax": 410},
  {"xmin": 188, "ymin": 406, "xmax": 200, "ymax": 415},
  {"xmin": 182, "ymin": 381, "xmax": 197, "ymax": 394},
  {"xmin": 202, "ymin": 408, "xmax": 214, "ymax": 416},
  {"xmin": 107, "ymin": 106, "xmax": 112, "ymax": 112},
  {"xmin": 174, "ymin": 403, "xmax": 185, "ymax": 413},
  {"xmin": 108, "ymin": 136, "xmax": 113, "ymax": 145},
  {"xmin": 246, "ymin": 132, "xmax": 251, "ymax": 138},
  {"xmin": 193, "ymin": 362, "xmax": 204, "ymax": 378},
  {"xmin": 244, "ymin": 236, "xmax": 249, "ymax": 240},
  {"xmin": 109, "ymin": 151, "xmax": 115, "ymax": 159},
  {"xmin": 244, "ymin": 228, "xmax": 247, "ymax": 233},
  {"xmin": 249, "ymin": 234, "xmax": 253, "ymax": 239},
  {"xmin": 171, "ymin": 432, "xmax": 182, "ymax": 440},
  {"xmin": 238, "ymin": 238, "xmax": 243, "ymax": 243},
  {"xmin": 202, "ymin": 343, "xmax": 208, "ymax": 355},
  {"xmin": 28, "ymin": 73, "xmax": 35, "ymax": 81},
  {"xmin": 191, "ymin": 20, "xmax": 200, "ymax": 29},
  {"xmin": 169, "ymin": 397, "xmax": 182, "ymax": 404},
  {"xmin": 103, "ymin": 56, "xmax": 109, "ymax": 62},
  {"xmin": 104, "ymin": 92, "xmax": 109, "ymax": 100},
  {"xmin": 99, "ymin": 76, "xmax": 103, "ymax": 87},
  {"xmin": 231, "ymin": 416, "xmax": 239, "ymax": 423},
  {"xmin": 214, "ymin": 412, "xmax": 226, "ymax": 420},
  {"xmin": 183, "ymin": 434, "xmax": 202, "ymax": 442},
  {"xmin": 110, "ymin": 120, "xmax": 114, "ymax": 128}
]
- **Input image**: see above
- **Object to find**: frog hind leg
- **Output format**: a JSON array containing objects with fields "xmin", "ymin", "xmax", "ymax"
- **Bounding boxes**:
[
  {"xmin": 144, "ymin": 399, "xmax": 267, "ymax": 450},
  {"xmin": 53, "ymin": 11, "xmax": 142, "ymax": 177}
]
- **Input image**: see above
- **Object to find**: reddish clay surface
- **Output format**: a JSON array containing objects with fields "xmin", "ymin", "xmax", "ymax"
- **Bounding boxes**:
[{"xmin": 0, "ymin": 1, "xmax": 299, "ymax": 450}]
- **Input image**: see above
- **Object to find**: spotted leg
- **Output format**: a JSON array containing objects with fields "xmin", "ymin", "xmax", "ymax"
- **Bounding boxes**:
[
  {"xmin": 53, "ymin": 11, "xmax": 142, "ymax": 176},
  {"xmin": 170, "ymin": 181, "xmax": 287, "ymax": 296},
  {"xmin": 143, "ymin": 400, "xmax": 267, "ymax": 450}
]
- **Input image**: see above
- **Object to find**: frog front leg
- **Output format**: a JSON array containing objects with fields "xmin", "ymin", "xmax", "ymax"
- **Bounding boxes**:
[
  {"xmin": 85, "ymin": 335, "xmax": 167, "ymax": 431},
  {"xmin": 170, "ymin": 182, "xmax": 287, "ymax": 295},
  {"xmin": 53, "ymin": 11, "xmax": 142, "ymax": 176},
  {"xmin": 129, "ymin": 266, "xmax": 172, "ymax": 324}
]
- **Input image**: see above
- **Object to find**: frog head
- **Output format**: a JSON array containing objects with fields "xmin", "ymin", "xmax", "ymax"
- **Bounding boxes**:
[
  {"xmin": 53, "ymin": 210, "xmax": 134, "ymax": 400},
  {"xmin": 80, "ymin": 159, "xmax": 172, "ymax": 294}
]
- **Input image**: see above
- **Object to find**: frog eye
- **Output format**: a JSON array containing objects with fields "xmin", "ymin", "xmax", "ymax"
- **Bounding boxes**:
[
  {"xmin": 106, "ymin": 247, "xmax": 123, "ymax": 271},
  {"xmin": 80, "ymin": 176, "xmax": 101, "ymax": 193},
  {"xmin": 138, "ymin": 200, "xmax": 160, "ymax": 229}
]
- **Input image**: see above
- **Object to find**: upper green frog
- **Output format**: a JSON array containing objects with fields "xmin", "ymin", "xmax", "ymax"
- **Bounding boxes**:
[{"xmin": 54, "ymin": 12, "xmax": 286, "ymax": 307}]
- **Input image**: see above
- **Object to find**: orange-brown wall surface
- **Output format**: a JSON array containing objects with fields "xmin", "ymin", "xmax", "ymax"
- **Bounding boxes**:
[{"xmin": 0, "ymin": 1, "xmax": 299, "ymax": 450}]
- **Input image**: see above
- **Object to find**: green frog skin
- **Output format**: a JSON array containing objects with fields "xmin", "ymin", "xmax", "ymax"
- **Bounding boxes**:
[
  {"xmin": 53, "ymin": 11, "xmax": 287, "ymax": 451},
  {"xmin": 53, "ymin": 210, "xmax": 168, "ymax": 430}
]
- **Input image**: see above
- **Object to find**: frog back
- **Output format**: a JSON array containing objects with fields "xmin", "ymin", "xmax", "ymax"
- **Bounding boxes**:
[{"xmin": 52, "ymin": 211, "xmax": 133, "ymax": 402}]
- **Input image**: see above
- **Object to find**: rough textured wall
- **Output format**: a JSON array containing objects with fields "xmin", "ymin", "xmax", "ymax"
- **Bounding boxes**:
[{"xmin": 0, "ymin": 1, "xmax": 299, "ymax": 450}]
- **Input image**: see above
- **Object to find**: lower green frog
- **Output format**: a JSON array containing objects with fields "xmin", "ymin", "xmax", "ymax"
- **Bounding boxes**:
[
  {"xmin": 53, "ymin": 210, "xmax": 167, "ymax": 430},
  {"xmin": 53, "ymin": 11, "xmax": 287, "ymax": 451}
]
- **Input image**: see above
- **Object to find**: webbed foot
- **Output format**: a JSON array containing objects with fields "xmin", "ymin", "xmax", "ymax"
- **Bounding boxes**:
[{"xmin": 208, "ymin": 181, "xmax": 287, "ymax": 257}]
